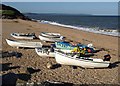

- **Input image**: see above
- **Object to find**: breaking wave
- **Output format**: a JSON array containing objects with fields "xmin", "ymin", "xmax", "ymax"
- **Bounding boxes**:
[{"xmin": 38, "ymin": 19, "xmax": 119, "ymax": 37}]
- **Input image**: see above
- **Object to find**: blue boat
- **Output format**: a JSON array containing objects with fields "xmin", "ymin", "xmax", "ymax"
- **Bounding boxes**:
[
  {"xmin": 55, "ymin": 41, "xmax": 94, "ymax": 53},
  {"xmin": 55, "ymin": 41, "xmax": 76, "ymax": 50}
]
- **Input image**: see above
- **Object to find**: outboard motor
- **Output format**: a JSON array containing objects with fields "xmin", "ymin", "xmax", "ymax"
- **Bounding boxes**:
[{"xmin": 103, "ymin": 54, "xmax": 111, "ymax": 61}]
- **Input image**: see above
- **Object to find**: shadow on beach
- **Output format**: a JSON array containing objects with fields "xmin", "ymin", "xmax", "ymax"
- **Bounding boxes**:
[
  {"xmin": 26, "ymin": 67, "xmax": 41, "ymax": 74},
  {"xmin": 93, "ymin": 49, "xmax": 102, "ymax": 53},
  {"xmin": 2, "ymin": 72, "xmax": 74, "ymax": 86},
  {"xmin": 109, "ymin": 61, "xmax": 120, "ymax": 68},
  {"xmin": 1, "ymin": 67, "xmax": 41, "ymax": 86},
  {"xmin": 1, "ymin": 51, "xmax": 22, "ymax": 58},
  {"xmin": 15, "ymin": 47, "xmax": 35, "ymax": 49},
  {"xmin": 40, "ymin": 80, "xmax": 73, "ymax": 86},
  {"xmin": 51, "ymin": 64, "xmax": 62, "ymax": 69},
  {"xmin": 0, "ymin": 63, "xmax": 20, "ymax": 71},
  {"xmin": 1, "ymin": 73, "xmax": 31, "ymax": 86}
]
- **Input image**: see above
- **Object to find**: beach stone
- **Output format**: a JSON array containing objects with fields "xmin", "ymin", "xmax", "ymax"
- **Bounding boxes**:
[
  {"xmin": 46, "ymin": 62, "xmax": 53, "ymax": 69},
  {"xmin": 13, "ymin": 56, "xmax": 16, "ymax": 59},
  {"xmin": 19, "ymin": 70, "xmax": 26, "ymax": 74},
  {"xmin": 17, "ymin": 47, "xmax": 20, "ymax": 49}
]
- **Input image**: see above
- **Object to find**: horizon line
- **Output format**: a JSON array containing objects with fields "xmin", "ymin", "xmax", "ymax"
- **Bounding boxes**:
[{"xmin": 24, "ymin": 13, "xmax": 119, "ymax": 16}]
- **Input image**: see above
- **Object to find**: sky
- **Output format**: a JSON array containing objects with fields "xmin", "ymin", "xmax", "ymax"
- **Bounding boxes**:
[
  {"xmin": 1, "ymin": 0, "xmax": 120, "ymax": 2},
  {"xmin": 2, "ymin": 2, "xmax": 118, "ymax": 15}
]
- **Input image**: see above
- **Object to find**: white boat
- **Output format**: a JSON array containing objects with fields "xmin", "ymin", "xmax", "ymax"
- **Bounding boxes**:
[
  {"xmin": 6, "ymin": 39, "xmax": 42, "ymax": 48},
  {"xmin": 41, "ymin": 32, "xmax": 61, "ymax": 38},
  {"xmin": 11, "ymin": 33, "xmax": 36, "ymax": 39},
  {"xmin": 54, "ymin": 48, "xmax": 72, "ymax": 53},
  {"xmin": 35, "ymin": 47, "xmax": 72, "ymax": 57},
  {"xmin": 39, "ymin": 35, "xmax": 64, "ymax": 42},
  {"xmin": 35, "ymin": 47, "xmax": 55, "ymax": 57},
  {"xmin": 55, "ymin": 51, "xmax": 111, "ymax": 68}
]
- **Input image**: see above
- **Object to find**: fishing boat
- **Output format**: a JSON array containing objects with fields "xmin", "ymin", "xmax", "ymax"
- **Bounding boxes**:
[
  {"xmin": 55, "ymin": 41, "xmax": 75, "ymax": 50},
  {"xmin": 6, "ymin": 39, "xmax": 42, "ymax": 48},
  {"xmin": 11, "ymin": 33, "xmax": 36, "ymax": 39},
  {"xmin": 35, "ymin": 47, "xmax": 55, "ymax": 57},
  {"xmin": 55, "ymin": 41, "xmax": 94, "ymax": 53},
  {"xmin": 39, "ymin": 35, "xmax": 64, "ymax": 42},
  {"xmin": 35, "ymin": 46, "xmax": 73, "ymax": 57},
  {"xmin": 55, "ymin": 51, "xmax": 111, "ymax": 68},
  {"xmin": 41, "ymin": 32, "xmax": 61, "ymax": 38}
]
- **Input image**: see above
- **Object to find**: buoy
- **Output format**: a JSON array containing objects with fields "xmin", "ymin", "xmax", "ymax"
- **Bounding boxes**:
[{"xmin": 17, "ymin": 47, "xmax": 19, "ymax": 49}]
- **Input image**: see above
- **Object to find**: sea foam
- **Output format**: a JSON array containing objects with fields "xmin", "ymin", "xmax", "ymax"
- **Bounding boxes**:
[{"xmin": 39, "ymin": 20, "xmax": 119, "ymax": 37}]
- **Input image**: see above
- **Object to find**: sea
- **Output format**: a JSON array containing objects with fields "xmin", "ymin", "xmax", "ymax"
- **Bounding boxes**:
[{"xmin": 24, "ymin": 13, "xmax": 119, "ymax": 37}]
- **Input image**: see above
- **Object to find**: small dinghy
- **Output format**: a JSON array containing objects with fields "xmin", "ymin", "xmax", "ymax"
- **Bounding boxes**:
[
  {"xmin": 39, "ymin": 35, "xmax": 64, "ymax": 42},
  {"xmin": 35, "ymin": 45, "xmax": 71, "ymax": 57},
  {"xmin": 35, "ymin": 47, "xmax": 55, "ymax": 57},
  {"xmin": 41, "ymin": 32, "xmax": 61, "ymax": 38},
  {"xmin": 6, "ymin": 39, "xmax": 42, "ymax": 48},
  {"xmin": 11, "ymin": 33, "xmax": 36, "ymax": 39},
  {"xmin": 55, "ymin": 51, "xmax": 111, "ymax": 68}
]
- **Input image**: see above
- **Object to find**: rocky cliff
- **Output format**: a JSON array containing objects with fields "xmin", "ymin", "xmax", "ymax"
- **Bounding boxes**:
[{"xmin": 0, "ymin": 4, "xmax": 30, "ymax": 20}]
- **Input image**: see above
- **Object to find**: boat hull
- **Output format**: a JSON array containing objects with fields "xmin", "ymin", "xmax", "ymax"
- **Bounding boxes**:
[
  {"xmin": 39, "ymin": 35, "xmax": 63, "ymax": 42},
  {"xmin": 55, "ymin": 51, "xmax": 110, "ymax": 68},
  {"xmin": 41, "ymin": 32, "xmax": 61, "ymax": 38},
  {"xmin": 55, "ymin": 42, "xmax": 75, "ymax": 50},
  {"xmin": 54, "ymin": 48, "xmax": 72, "ymax": 53},
  {"xmin": 55, "ymin": 42, "xmax": 95, "ymax": 53},
  {"xmin": 35, "ymin": 48, "xmax": 55, "ymax": 57},
  {"xmin": 6, "ymin": 39, "xmax": 42, "ymax": 48},
  {"xmin": 11, "ymin": 33, "xmax": 35, "ymax": 39}
]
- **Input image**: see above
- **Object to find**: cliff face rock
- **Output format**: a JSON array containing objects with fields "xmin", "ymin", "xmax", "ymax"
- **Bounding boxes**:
[{"xmin": 0, "ymin": 4, "xmax": 30, "ymax": 20}]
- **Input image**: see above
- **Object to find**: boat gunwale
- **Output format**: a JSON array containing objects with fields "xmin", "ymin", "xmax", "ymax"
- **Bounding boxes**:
[
  {"xmin": 55, "ymin": 51, "xmax": 110, "ymax": 64},
  {"xmin": 41, "ymin": 32, "xmax": 61, "ymax": 37},
  {"xmin": 6, "ymin": 39, "xmax": 43, "ymax": 47},
  {"xmin": 39, "ymin": 34, "xmax": 62, "ymax": 39},
  {"xmin": 11, "ymin": 33, "xmax": 35, "ymax": 37}
]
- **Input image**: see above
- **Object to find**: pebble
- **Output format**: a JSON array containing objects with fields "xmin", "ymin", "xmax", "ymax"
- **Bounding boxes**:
[{"xmin": 46, "ymin": 62, "xmax": 53, "ymax": 69}]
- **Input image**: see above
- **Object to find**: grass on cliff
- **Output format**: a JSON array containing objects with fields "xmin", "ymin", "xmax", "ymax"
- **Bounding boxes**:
[{"xmin": 0, "ymin": 10, "xmax": 15, "ymax": 15}]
